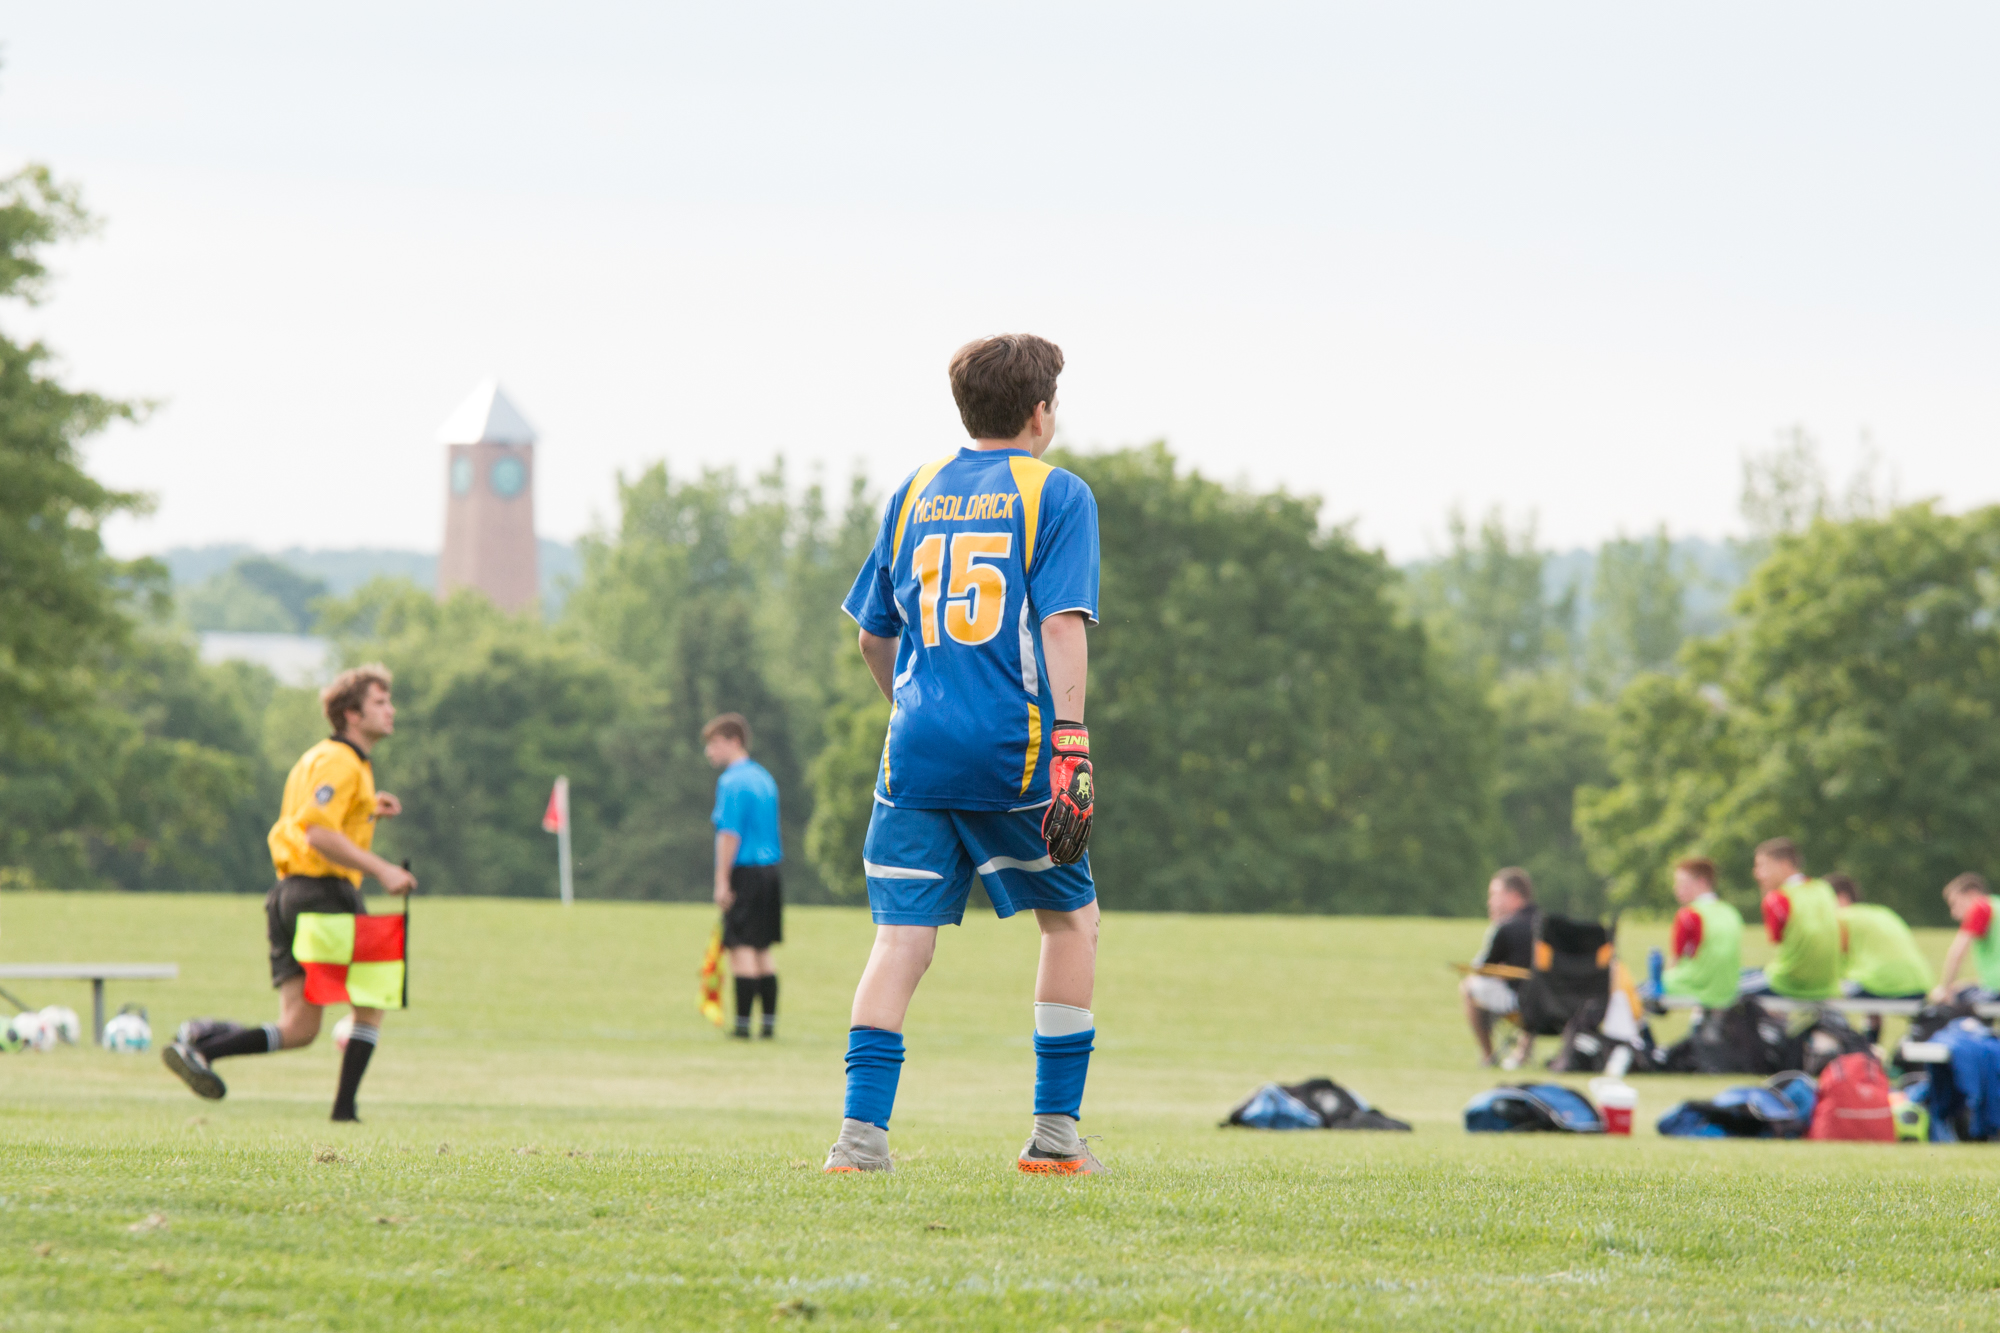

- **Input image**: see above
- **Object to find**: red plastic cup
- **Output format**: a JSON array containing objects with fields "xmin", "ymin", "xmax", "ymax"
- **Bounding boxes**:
[{"xmin": 1590, "ymin": 1078, "xmax": 1638, "ymax": 1135}]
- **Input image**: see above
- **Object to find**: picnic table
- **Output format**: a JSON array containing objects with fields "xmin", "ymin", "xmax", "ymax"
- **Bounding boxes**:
[{"xmin": 0, "ymin": 964, "xmax": 179, "ymax": 1045}]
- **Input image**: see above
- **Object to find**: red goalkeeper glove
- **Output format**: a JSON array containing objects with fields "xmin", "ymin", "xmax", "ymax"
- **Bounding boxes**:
[{"xmin": 1041, "ymin": 721, "xmax": 1093, "ymax": 866}]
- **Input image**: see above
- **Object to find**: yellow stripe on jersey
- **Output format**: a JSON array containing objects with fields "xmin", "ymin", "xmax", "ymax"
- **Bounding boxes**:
[
  {"xmin": 1007, "ymin": 456, "xmax": 1055, "ymax": 572},
  {"xmin": 891, "ymin": 457, "xmax": 954, "ymax": 575},
  {"xmin": 1021, "ymin": 702, "xmax": 1042, "ymax": 795}
]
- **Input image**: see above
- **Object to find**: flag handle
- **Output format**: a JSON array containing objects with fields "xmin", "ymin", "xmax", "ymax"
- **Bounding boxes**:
[{"xmin": 401, "ymin": 859, "xmax": 412, "ymax": 1009}]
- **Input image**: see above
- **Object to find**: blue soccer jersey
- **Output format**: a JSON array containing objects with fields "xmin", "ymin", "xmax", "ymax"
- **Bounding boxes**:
[
  {"xmin": 842, "ymin": 446, "xmax": 1100, "ymax": 812},
  {"xmin": 711, "ymin": 757, "xmax": 783, "ymax": 866}
]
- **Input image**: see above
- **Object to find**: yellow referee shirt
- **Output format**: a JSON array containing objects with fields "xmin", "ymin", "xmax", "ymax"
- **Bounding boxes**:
[{"xmin": 268, "ymin": 738, "xmax": 377, "ymax": 885}]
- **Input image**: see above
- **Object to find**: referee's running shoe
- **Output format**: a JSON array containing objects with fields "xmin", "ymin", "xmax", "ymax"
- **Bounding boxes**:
[{"xmin": 162, "ymin": 1040, "xmax": 227, "ymax": 1101}]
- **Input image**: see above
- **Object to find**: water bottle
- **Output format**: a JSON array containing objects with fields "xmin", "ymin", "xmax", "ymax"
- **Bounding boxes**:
[{"xmin": 1646, "ymin": 947, "xmax": 1664, "ymax": 997}]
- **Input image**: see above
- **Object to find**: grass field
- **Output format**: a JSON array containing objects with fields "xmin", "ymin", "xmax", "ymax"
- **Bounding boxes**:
[{"xmin": 3, "ymin": 890, "xmax": 1998, "ymax": 1331}]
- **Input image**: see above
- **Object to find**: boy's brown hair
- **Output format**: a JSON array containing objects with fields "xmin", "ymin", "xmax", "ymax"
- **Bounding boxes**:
[
  {"xmin": 948, "ymin": 334, "xmax": 1064, "ymax": 440},
  {"xmin": 1825, "ymin": 872, "xmax": 1861, "ymax": 902},
  {"xmin": 1675, "ymin": 856, "xmax": 1717, "ymax": 885},
  {"xmin": 321, "ymin": 663, "xmax": 392, "ymax": 731},
  {"xmin": 1492, "ymin": 866, "xmax": 1535, "ymax": 904},
  {"xmin": 702, "ymin": 713, "xmax": 751, "ymax": 749},
  {"xmin": 1754, "ymin": 837, "xmax": 1801, "ymax": 867},
  {"xmin": 1946, "ymin": 872, "xmax": 1988, "ymax": 900}
]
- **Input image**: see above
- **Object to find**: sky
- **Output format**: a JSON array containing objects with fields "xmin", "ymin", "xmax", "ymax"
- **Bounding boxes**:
[{"xmin": 2, "ymin": 3, "xmax": 1996, "ymax": 560}]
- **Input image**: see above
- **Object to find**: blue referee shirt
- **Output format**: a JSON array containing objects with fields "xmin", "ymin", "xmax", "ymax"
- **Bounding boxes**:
[{"xmin": 712, "ymin": 757, "xmax": 783, "ymax": 866}]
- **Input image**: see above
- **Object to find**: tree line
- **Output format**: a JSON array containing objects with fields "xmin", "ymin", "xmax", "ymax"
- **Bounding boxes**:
[{"xmin": 5, "ymin": 163, "xmax": 1993, "ymax": 923}]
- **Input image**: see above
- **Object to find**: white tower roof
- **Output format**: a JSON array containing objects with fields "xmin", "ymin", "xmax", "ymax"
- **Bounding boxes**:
[{"xmin": 435, "ymin": 378, "xmax": 538, "ymax": 446}]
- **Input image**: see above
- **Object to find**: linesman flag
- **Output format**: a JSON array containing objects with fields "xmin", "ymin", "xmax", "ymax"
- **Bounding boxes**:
[{"xmin": 294, "ymin": 913, "xmax": 407, "ymax": 1009}]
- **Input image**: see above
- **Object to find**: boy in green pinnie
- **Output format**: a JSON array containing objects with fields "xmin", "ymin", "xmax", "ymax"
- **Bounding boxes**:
[{"xmin": 1828, "ymin": 873, "xmax": 1931, "ymax": 1044}]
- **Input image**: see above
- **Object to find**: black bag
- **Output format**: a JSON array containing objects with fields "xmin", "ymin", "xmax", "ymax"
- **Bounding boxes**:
[
  {"xmin": 1661, "ymin": 996, "xmax": 1791, "ymax": 1074},
  {"xmin": 1790, "ymin": 1008, "xmax": 1874, "ymax": 1077},
  {"xmin": 1547, "ymin": 997, "xmax": 1665, "ymax": 1073},
  {"xmin": 1223, "ymin": 1077, "xmax": 1412, "ymax": 1131}
]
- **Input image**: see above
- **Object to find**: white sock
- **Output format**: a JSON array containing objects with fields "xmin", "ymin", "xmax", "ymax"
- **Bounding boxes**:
[
  {"xmin": 1033, "ymin": 1113, "xmax": 1082, "ymax": 1154},
  {"xmin": 1034, "ymin": 1002, "xmax": 1094, "ymax": 1037}
]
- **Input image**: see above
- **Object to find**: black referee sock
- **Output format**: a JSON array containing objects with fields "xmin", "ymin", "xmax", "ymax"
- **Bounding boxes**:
[
  {"xmin": 758, "ymin": 975, "xmax": 778, "ymax": 1034},
  {"xmin": 198, "ymin": 1023, "xmax": 281, "ymax": 1060},
  {"xmin": 733, "ymin": 976, "xmax": 756, "ymax": 1036},
  {"xmin": 330, "ymin": 1021, "xmax": 379, "ymax": 1122}
]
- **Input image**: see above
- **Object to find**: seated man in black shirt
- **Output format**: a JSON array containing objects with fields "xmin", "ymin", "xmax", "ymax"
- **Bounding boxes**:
[{"xmin": 1460, "ymin": 867, "xmax": 1538, "ymax": 1067}]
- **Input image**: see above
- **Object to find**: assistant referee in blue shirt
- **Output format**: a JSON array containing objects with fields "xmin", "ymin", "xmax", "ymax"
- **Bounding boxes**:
[{"xmin": 704, "ymin": 712, "xmax": 784, "ymax": 1039}]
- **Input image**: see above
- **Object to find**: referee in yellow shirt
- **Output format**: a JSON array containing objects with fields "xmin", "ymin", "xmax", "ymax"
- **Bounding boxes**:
[{"xmin": 163, "ymin": 663, "xmax": 416, "ymax": 1122}]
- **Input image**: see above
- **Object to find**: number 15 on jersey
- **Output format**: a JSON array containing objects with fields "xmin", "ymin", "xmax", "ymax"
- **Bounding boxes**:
[{"xmin": 910, "ymin": 532, "xmax": 1012, "ymax": 647}]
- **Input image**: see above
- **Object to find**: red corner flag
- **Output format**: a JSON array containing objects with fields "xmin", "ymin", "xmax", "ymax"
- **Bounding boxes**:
[{"xmin": 542, "ymin": 776, "xmax": 569, "ymax": 833}]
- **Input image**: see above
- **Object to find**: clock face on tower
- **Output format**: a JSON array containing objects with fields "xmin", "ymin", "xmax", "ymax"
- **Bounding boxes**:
[
  {"xmin": 490, "ymin": 456, "xmax": 526, "ymax": 498},
  {"xmin": 450, "ymin": 456, "xmax": 474, "ymax": 496}
]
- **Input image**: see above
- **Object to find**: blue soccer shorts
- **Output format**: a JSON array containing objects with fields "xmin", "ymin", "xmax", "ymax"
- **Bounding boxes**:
[{"xmin": 862, "ymin": 802, "xmax": 1095, "ymax": 926}]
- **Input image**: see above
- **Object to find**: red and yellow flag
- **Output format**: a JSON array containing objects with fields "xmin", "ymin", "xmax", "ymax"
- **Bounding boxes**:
[{"xmin": 295, "ymin": 912, "xmax": 407, "ymax": 1009}]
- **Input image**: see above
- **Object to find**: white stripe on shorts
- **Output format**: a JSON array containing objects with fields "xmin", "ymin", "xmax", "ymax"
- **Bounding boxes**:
[
  {"xmin": 976, "ymin": 854, "xmax": 1055, "ymax": 875},
  {"xmin": 863, "ymin": 861, "xmax": 943, "ymax": 881}
]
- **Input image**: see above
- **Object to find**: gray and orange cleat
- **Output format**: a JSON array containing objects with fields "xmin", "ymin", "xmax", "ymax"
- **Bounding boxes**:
[
  {"xmin": 822, "ymin": 1118, "xmax": 892, "ymax": 1173},
  {"xmin": 1017, "ymin": 1114, "xmax": 1106, "ymax": 1175},
  {"xmin": 162, "ymin": 1040, "xmax": 227, "ymax": 1101}
]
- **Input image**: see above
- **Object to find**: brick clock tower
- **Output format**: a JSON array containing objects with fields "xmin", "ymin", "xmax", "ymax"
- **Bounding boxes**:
[{"xmin": 436, "ymin": 378, "xmax": 539, "ymax": 612}]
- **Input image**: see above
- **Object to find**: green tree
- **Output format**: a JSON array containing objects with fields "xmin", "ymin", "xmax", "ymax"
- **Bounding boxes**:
[
  {"xmin": 1585, "ymin": 528, "xmax": 1685, "ymax": 697},
  {"xmin": 319, "ymin": 580, "xmax": 624, "ymax": 898},
  {"xmin": 1489, "ymin": 673, "xmax": 1610, "ymax": 917},
  {"xmin": 180, "ymin": 556, "xmax": 329, "ymax": 632},
  {"xmin": 0, "ymin": 628, "xmax": 280, "ymax": 892},
  {"xmin": 563, "ymin": 460, "xmax": 875, "ymax": 900},
  {"xmin": 1405, "ymin": 509, "xmax": 1574, "ymax": 680},
  {"xmin": 1578, "ymin": 504, "xmax": 2000, "ymax": 923},
  {"xmin": 0, "ymin": 166, "xmax": 149, "ymax": 742},
  {"xmin": 1059, "ymin": 444, "xmax": 1498, "ymax": 913}
]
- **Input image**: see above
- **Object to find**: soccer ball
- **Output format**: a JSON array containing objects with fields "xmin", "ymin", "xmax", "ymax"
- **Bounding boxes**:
[
  {"xmin": 8, "ymin": 1010, "xmax": 54, "ymax": 1052},
  {"xmin": 332, "ymin": 1013, "xmax": 354, "ymax": 1051},
  {"xmin": 102, "ymin": 1009, "xmax": 152, "ymax": 1053},
  {"xmin": 39, "ymin": 1006, "xmax": 81, "ymax": 1046}
]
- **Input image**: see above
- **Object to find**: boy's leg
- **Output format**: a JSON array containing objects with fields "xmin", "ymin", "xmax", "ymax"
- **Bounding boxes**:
[
  {"xmin": 755, "ymin": 949, "xmax": 778, "ymax": 1037},
  {"xmin": 826, "ymin": 803, "xmax": 972, "ymax": 1173},
  {"xmin": 827, "ymin": 925, "xmax": 936, "ymax": 1172},
  {"xmin": 730, "ymin": 949, "xmax": 760, "ymax": 1039},
  {"xmin": 163, "ymin": 885, "xmax": 331, "ymax": 1101},
  {"xmin": 1021, "ymin": 903, "xmax": 1104, "ymax": 1173},
  {"xmin": 332, "ymin": 1004, "xmax": 384, "ymax": 1123},
  {"xmin": 1461, "ymin": 979, "xmax": 1497, "ymax": 1064}
]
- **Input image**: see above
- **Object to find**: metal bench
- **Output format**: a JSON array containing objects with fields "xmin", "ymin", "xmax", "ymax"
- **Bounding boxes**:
[
  {"xmin": 1655, "ymin": 993, "xmax": 2000, "ymax": 1019},
  {"xmin": 0, "ymin": 964, "xmax": 179, "ymax": 1045}
]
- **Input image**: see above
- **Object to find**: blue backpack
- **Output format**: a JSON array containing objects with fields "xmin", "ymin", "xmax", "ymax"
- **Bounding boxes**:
[
  {"xmin": 1657, "ymin": 1071, "xmax": 1816, "ymax": 1138},
  {"xmin": 1464, "ymin": 1083, "xmax": 1603, "ymax": 1133}
]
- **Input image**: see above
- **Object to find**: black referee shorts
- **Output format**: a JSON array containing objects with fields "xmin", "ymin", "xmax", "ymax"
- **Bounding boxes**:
[
  {"xmin": 266, "ymin": 874, "xmax": 368, "ymax": 988},
  {"xmin": 722, "ymin": 863, "xmax": 783, "ymax": 950}
]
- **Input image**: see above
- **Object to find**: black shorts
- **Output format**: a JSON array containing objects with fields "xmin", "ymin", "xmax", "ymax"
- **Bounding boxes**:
[
  {"xmin": 266, "ymin": 874, "xmax": 367, "ymax": 988},
  {"xmin": 722, "ymin": 863, "xmax": 783, "ymax": 950}
]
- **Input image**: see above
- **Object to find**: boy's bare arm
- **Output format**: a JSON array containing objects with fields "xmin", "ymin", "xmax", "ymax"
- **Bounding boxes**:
[
  {"xmin": 1041, "ymin": 612, "xmax": 1087, "ymax": 721},
  {"xmin": 858, "ymin": 628, "xmax": 898, "ymax": 701}
]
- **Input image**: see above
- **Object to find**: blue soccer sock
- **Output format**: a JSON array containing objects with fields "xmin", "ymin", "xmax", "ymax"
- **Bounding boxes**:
[
  {"xmin": 1033, "ymin": 1014, "xmax": 1095, "ymax": 1120},
  {"xmin": 843, "ymin": 1026, "xmax": 905, "ymax": 1130}
]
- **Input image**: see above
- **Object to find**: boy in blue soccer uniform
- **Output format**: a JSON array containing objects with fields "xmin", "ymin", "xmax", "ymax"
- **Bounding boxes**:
[{"xmin": 825, "ymin": 333, "xmax": 1102, "ymax": 1175}]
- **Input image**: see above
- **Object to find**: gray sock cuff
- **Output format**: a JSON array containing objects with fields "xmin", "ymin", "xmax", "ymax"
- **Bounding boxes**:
[
  {"xmin": 262, "ymin": 1023, "xmax": 283, "ymax": 1051},
  {"xmin": 347, "ymin": 1022, "xmax": 380, "ymax": 1046}
]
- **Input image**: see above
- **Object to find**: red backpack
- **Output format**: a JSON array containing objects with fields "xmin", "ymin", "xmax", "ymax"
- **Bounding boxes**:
[{"xmin": 1809, "ymin": 1052, "xmax": 1895, "ymax": 1142}]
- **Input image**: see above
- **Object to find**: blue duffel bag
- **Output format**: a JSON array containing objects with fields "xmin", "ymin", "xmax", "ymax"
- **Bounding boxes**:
[{"xmin": 1464, "ymin": 1083, "xmax": 1603, "ymax": 1133}]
